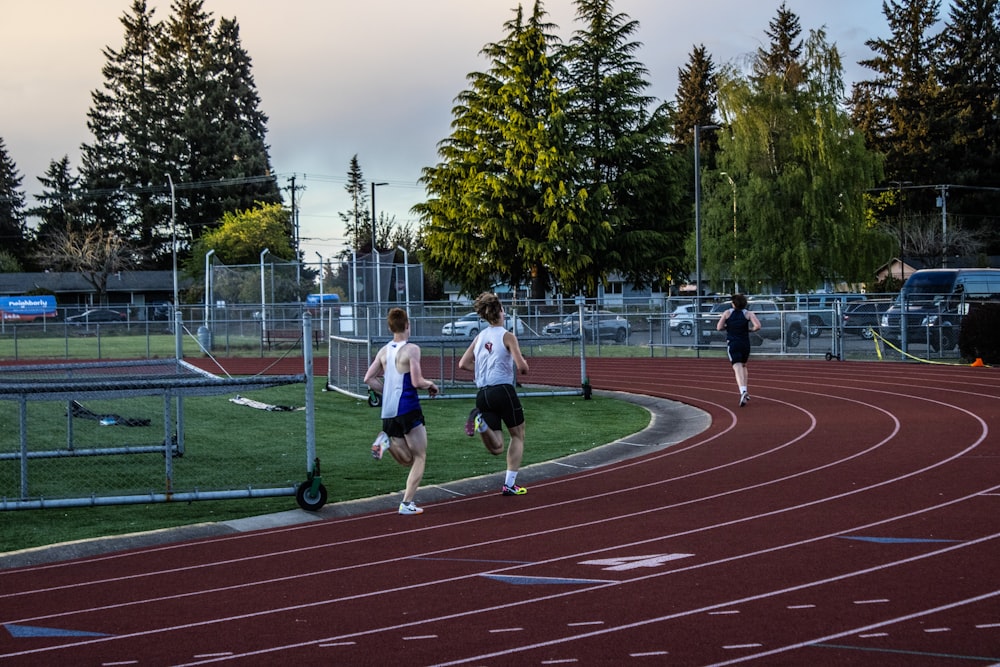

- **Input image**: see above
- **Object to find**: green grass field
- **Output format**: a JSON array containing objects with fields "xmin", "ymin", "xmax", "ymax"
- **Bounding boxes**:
[{"xmin": 0, "ymin": 383, "xmax": 649, "ymax": 555}]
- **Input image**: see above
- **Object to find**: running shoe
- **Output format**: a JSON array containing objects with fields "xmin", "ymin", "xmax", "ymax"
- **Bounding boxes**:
[
  {"xmin": 739, "ymin": 391, "xmax": 749, "ymax": 407},
  {"xmin": 371, "ymin": 431, "xmax": 390, "ymax": 460},
  {"xmin": 501, "ymin": 484, "xmax": 527, "ymax": 496},
  {"xmin": 473, "ymin": 412, "xmax": 487, "ymax": 434},
  {"xmin": 464, "ymin": 408, "xmax": 480, "ymax": 437},
  {"xmin": 398, "ymin": 501, "xmax": 423, "ymax": 515}
]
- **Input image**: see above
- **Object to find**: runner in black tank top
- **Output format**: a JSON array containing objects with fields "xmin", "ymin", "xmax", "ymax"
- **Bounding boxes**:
[{"xmin": 716, "ymin": 294, "xmax": 762, "ymax": 407}]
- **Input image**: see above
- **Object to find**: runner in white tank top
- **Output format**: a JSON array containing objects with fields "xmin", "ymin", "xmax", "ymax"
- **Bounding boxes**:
[
  {"xmin": 363, "ymin": 308, "xmax": 438, "ymax": 514},
  {"xmin": 458, "ymin": 292, "xmax": 530, "ymax": 496}
]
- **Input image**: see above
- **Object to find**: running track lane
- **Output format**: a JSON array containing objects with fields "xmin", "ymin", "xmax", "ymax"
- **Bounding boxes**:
[{"xmin": 1, "ymin": 358, "xmax": 998, "ymax": 666}]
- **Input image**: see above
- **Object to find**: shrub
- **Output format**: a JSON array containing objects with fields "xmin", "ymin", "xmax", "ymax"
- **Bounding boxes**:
[{"xmin": 959, "ymin": 303, "xmax": 1000, "ymax": 364}]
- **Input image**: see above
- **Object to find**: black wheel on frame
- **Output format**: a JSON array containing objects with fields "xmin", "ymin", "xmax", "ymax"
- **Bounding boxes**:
[{"xmin": 295, "ymin": 481, "xmax": 328, "ymax": 511}]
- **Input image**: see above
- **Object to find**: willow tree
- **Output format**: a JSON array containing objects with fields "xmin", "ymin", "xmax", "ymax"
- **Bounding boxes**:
[
  {"xmin": 707, "ymin": 24, "xmax": 889, "ymax": 292},
  {"xmin": 415, "ymin": 1, "xmax": 598, "ymax": 300}
]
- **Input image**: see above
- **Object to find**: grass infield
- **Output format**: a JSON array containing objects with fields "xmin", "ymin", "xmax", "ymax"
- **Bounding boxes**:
[{"xmin": 0, "ymin": 384, "xmax": 649, "ymax": 554}]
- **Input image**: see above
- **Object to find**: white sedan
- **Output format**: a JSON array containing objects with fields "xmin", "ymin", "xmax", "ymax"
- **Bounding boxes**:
[{"xmin": 441, "ymin": 312, "xmax": 526, "ymax": 337}]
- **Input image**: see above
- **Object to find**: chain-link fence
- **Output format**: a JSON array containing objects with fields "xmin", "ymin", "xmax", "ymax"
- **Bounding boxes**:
[
  {"xmin": 0, "ymin": 358, "xmax": 313, "ymax": 511},
  {"xmin": 0, "ymin": 292, "xmax": 972, "ymax": 364}
]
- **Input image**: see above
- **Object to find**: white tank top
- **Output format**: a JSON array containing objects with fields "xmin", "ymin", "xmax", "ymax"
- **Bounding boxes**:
[{"xmin": 473, "ymin": 326, "xmax": 514, "ymax": 387}]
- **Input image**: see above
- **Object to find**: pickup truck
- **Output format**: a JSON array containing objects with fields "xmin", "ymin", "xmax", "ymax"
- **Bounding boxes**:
[{"xmin": 699, "ymin": 299, "xmax": 809, "ymax": 348}]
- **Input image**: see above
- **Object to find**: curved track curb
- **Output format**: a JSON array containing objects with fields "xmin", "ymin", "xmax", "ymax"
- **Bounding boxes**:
[{"xmin": 0, "ymin": 391, "xmax": 709, "ymax": 569}]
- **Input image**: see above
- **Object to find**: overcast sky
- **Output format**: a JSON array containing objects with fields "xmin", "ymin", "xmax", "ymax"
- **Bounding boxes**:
[{"xmin": 2, "ymin": 0, "xmax": 899, "ymax": 263}]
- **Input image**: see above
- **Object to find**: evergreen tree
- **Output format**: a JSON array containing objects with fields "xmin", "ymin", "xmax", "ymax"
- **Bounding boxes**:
[
  {"xmin": 850, "ymin": 0, "xmax": 945, "ymax": 186},
  {"xmin": 939, "ymin": 0, "xmax": 1000, "ymax": 254},
  {"xmin": 339, "ymin": 155, "xmax": 369, "ymax": 253},
  {"xmin": 151, "ymin": 0, "xmax": 280, "ymax": 266},
  {"xmin": 0, "ymin": 137, "xmax": 30, "ymax": 268},
  {"xmin": 752, "ymin": 2, "xmax": 805, "ymax": 90},
  {"xmin": 30, "ymin": 157, "xmax": 89, "ymax": 251},
  {"xmin": 79, "ymin": 0, "xmax": 162, "ymax": 259},
  {"xmin": 672, "ymin": 44, "xmax": 718, "ymax": 149},
  {"xmin": 80, "ymin": 0, "xmax": 280, "ymax": 272},
  {"xmin": 416, "ymin": 2, "xmax": 592, "ymax": 299},
  {"xmin": 562, "ymin": 0, "xmax": 687, "ymax": 292},
  {"xmin": 203, "ymin": 17, "xmax": 281, "ymax": 215},
  {"xmin": 711, "ymin": 19, "xmax": 888, "ymax": 291}
]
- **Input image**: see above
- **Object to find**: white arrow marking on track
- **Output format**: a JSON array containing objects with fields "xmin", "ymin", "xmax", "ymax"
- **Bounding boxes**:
[{"xmin": 579, "ymin": 554, "xmax": 694, "ymax": 571}]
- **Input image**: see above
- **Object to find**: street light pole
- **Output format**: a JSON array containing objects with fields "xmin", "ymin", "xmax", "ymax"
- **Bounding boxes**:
[
  {"xmin": 721, "ymin": 171, "xmax": 737, "ymax": 293},
  {"xmin": 259, "ymin": 248, "xmax": 269, "ymax": 343},
  {"xmin": 204, "ymin": 249, "xmax": 214, "ymax": 328},
  {"xmin": 694, "ymin": 124, "xmax": 720, "ymax": 349},
  {"xmin": 889, "ymin": 180, "xmax": 913, "ymax": 284},
  {"xmin": 315, "ymin": 251, "xmax": 326, "ymax": 333},
  {"xmin": 165, "ymin": 173, "xmax": 181, "ymax": 358},
  {"xmin": 371, "ymin": 181, "xmax": 388, "ymax": 320}
]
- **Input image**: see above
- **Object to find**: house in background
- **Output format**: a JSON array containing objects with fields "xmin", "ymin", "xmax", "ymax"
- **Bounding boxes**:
[
  {"xmin": 0, "ymin": 271, "xmax": 187, "ymax": 318},
  {"xmin": 875, "ymin": 256, "xmax": 1000, "ymax": 287}
]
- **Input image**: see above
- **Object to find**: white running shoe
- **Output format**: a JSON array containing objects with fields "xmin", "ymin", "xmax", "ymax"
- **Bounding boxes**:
[
  {"xmin": 739, "ymin": 391, "xmax": 749, "ymax": 407},
  {"xmin": 398, "ymin": 501, "xmax": 423, "ymax": 515},
  {"xmin": 371, "ymin": 431, "xmax": 390, "ymax": 460}
]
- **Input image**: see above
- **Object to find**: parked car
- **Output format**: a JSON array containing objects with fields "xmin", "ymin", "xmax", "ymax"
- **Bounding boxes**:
[
  {"xmin": 543, "ymin": 310, "xmax": 630, "ymax": 343},
  {"xmin": 66, "ymin": 308, "xmax": 127, "ymax": 324},
  {"xmin": 668, "ymin": 303, "xmax": 713, "ymax": 337},
  {"xmin": 441, "ymin": 312, "xmax": 525, "ymax": 337},
  {"xmin": 700, "ymin": 299, "xmax": 808, "ymax": 347},
  {"xmin": 796, "ymin": 293, "xmax": 867, "ymax": 336},
  {"xmin": 842, "ymin": 301, "xmax": 892, "ymax": 339}
]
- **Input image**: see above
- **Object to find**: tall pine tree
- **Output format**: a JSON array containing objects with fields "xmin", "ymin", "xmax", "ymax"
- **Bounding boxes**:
[
  {"xmin": 850, "ymin": 0, "xmax": 945, "ymax": 186},
  {"xmin": 30, "ymin": 157, "xmax": 88, "ymax": 249},
  {"xmin": 0, "ymin": 137, "xmax": 30, "ymax": 269},
  {"xmin": 939, "ymin": 0, "xmax": 1000, "ymax": 254},
  {"xmin": 417, "ymin": 1, "xmax": 592, "ymax": 299},
  {"xmin": 79, "ymin": 0, "xmax": 162, "ymax": 259},
  {"xmin": 80, "ymin": 0, "xmax": 281, "ymax": 272},
  {"xmin": 672, "ymin": 44, "xmax": 718, "ymax": 149},
  {"xmin": 562, "ymin": 0, "xmax": 687, "ymax": 292}
]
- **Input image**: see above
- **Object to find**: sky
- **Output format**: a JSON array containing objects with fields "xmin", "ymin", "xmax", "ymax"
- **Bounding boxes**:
[{"xmin": 1, "ymin": 0, "xmax": 897, "ymax": 265}]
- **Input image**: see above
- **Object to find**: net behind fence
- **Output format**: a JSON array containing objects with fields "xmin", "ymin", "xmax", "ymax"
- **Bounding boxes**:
[{"xmin": 327, "ymin": 334, "xmax": 586, "ymax": 401}]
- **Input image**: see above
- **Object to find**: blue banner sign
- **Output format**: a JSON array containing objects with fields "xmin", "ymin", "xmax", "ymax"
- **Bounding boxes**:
[{"xmin": 1, "ymin": 295, "xmax": 57, "ymax": 321}]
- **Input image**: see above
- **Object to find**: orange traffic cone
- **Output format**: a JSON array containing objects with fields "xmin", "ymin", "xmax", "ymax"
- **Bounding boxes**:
[{"xmin": 971, "ymin": 357, "xmax": 985, "ymax": 367}]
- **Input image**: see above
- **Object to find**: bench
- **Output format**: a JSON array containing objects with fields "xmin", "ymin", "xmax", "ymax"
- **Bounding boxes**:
[{"xmin": 263, "ymin": 328, "xmax": 324, "ymax": 349}]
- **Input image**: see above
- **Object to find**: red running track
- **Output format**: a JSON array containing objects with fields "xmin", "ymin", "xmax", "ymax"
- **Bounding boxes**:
[{"xmin": 1, "ymin": 358, "xmax": 999, "ymax": 666}]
